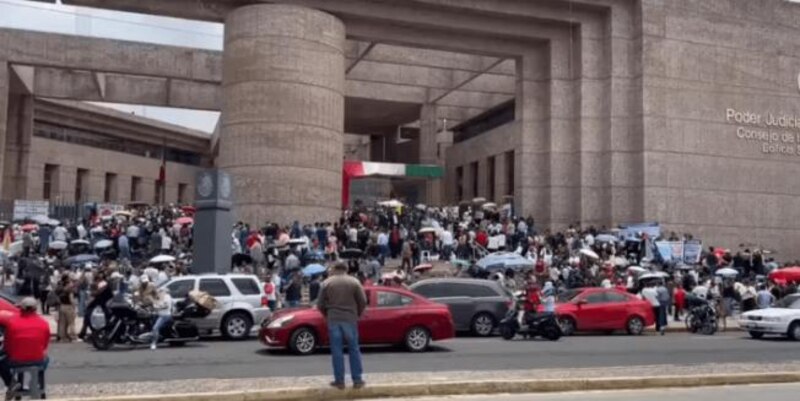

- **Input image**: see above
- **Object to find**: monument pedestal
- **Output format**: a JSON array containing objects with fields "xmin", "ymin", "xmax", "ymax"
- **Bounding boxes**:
[{"xmin": 191, "ymin": 169, "xmax": 233, "ymax": 275}]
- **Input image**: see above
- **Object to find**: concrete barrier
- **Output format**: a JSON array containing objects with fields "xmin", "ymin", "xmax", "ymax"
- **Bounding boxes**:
[{"xmin": 56, "ymin": 371, "xmax": 800, "ymax": 401}]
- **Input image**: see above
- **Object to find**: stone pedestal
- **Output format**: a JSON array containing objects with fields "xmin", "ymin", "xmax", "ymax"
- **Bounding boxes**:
[
  {"xmin": 191, "ymin": 169, "xmax": 233, "ymax": 275},
  {"xmin": 218, "ymin": 4, "xmax": 346, "ymax": 226}
]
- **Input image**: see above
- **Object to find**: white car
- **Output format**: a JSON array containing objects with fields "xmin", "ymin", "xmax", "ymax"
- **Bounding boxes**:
[{"xmin": 738, "ymin": 294, "xmax": 800, "ymax": 341}]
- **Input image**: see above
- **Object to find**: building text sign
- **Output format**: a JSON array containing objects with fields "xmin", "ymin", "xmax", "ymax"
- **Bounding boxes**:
[{"xmin": 726, "ymin": 108, "xmax": 800, "ymax": 156}]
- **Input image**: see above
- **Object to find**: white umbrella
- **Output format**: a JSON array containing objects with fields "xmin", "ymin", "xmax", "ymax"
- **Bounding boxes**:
[
  {"xmin": 472, "ymin": 197, "xmax": 487, "ymax": 204},
  {"xmin": 579, "ymin": 248, "xmax": 599, "ymax": 259},
  {"xmin": 49, "ymin": 240, "xmax": 68, "ymax": 250},
  {"xmin": 94, "ymin": 239, "xmax": 113, "ymax": 249},
  {"xmin": 47, "ymin": 219, "xmax": 61, "ymax": 226},
  {"xmin": 29, "ymin": 215, "xmax": 50, "ymax": 225},
  {"xmin": 150, "ymin": 254, "xmax": 176, "ymax": 264},
  {"xmin": 639, "ymin": 273, "xmax": 666, "ymax": 281},
  {"xmin": 70, "ymin": 239, "xmax": 90, "ymax": 246},
  {"xmin": 627, "ymin": 265, "xmax": 646, "ymax": 274},
  {"xmin": 415, "ymin": 203, "xmax": 427, "ymax": 211},
  {"xmin": 715, "ymin": 267, "xmax": 739, "ymax": 277},
  {"xmin": 378, "ymin": 199, "xmax": 404, "ymax": 208},
  {"xmin": 482, "ymin": 202, "xmax": 498, "ymax": 210},
  {"xmin": 418, "ymin": 227, "xmax": 437, "ymax": 234},
  {"xmin": 613, "ymin": 256, "xmax": 629, "ymax": 267},
  {"xmin": 8, "ymin": 241, "xmax": 23, "ymax": 257}
]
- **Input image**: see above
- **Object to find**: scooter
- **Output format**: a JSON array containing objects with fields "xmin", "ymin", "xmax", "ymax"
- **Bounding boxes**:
[{"xmin": 498, "ymin": 295, "xmax": 561, "ymax": 341}]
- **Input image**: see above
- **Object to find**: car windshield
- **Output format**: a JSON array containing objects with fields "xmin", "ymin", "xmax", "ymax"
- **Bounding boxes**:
[
  {"xmin": 774, "ymin": 295, "xmax": 800, "ymax": 309},
  {"xmin": 557, "ymin": 289, "xmax": 582, "ymax": 303}
]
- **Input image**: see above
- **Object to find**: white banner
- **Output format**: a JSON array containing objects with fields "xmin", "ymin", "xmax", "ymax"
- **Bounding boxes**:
[{"xmin": 13, "ymin": 200, "xmax": 49, "ymax": 221}]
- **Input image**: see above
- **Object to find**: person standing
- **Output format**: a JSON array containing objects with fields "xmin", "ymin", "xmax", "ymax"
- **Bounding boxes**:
[
  {"xmin": 673, "ymin": 285, "xmax": 686, "ymax": 322},
  {"xmin": 317, "ymin": 263, "xmax": 367, "ymax": 390},
  {"xmin": 756, "ymin": 284, "xmax": 775, "ymax": 309},
  {"xmin": 641, "ymin": 282, "xmax": 661, "ymax": 334},
  {"xmin": 656, "ymin": 281, "xmax": 670, "ymax": 335},
  {"xmin": 55, "ymin": 275, "xmax": 77, "ymax": 342}
]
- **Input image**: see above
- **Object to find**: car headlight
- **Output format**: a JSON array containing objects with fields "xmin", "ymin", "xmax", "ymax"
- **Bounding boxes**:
[
  {"xmin": 267, "ymin": 315, "xmax": 295, "ymax": 329},
  {"xmin": 762, "ymin": 317, "xmax": 783, "ymax": 323}
]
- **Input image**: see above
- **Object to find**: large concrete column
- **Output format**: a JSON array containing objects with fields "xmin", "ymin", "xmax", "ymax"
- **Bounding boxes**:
[
  {"xmin": 419, "ymin": 103, "xmax": 443, "ymax": 205},
  {"xmin": 0, "ymin": 62, "xmax": 9, "ymax": 201},
  {"xmin": 218, "ymin": 4, "xmax": 345, "ymax": 225}
]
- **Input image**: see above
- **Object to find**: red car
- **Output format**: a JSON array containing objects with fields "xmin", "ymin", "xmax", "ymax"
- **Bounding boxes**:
[
  {"xmin": 550, "ymin": 288, "xmax": 655, "ymax": 336},
  {"xmin": 260, "ymin": 286, "xmax": 455, "ymax": 355},
  {"xmin": 0, "ymin": 296, "xmax": 20, "ymax": 349}
]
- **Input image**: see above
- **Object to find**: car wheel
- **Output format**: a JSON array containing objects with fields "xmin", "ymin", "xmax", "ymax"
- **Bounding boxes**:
[
  {"xmin": 405, "ymin": 327, "xmax": 431, "ymax": 352},
  {"xmin": 558, "ymin": 317, "xmax": 576, "ymax": 336},
  {"xmin": 626, "ymin": 316, "xmax": 645, "ymax": 335},
  {"xmin": 288, "ymin": 327, "xmax": 317, "ymax": 355},
  {"xmin": 471, "ymin": 313, "xmax": 496, "ymax": 337},
  {"xmin": 788, "ymin": 322, "xmax": 800, "ymax": 341},
  {"xmin": 222, "ymin": 312, "xmax": 252, "ymax": 340},
  {"xmin": 748, "ymin": 331, "xmax": 765, "ymax": 339}
]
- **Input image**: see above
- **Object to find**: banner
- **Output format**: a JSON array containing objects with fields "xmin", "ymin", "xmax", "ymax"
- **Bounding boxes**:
[
  {"xmin": 683, "ymin": 240, "xmax": 703, "ymax": 264},
  {"xmin": 12, "ymin": 200, "xmax": 49, "ymax": 221},
  {"xmin": 655, "ymin": 241, "xmax": 683, "ymax": 263},
  {"xmin": 96, "ymin": 203, "xmax": 125, "ymax": 216},
  {"xmin": 619, "ymin": 222, "xmax": 661, "ymax": 241}
]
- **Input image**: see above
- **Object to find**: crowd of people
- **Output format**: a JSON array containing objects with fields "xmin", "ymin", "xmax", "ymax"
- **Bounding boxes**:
[{"xmin": 1, "ymin": 200, "xmax": 799, "ymax": 345}]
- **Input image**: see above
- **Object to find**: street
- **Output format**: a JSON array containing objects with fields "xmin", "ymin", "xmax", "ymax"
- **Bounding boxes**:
[
  {"xmin": 47, "ymin": 331, "xmax": 799, "ymax": 385},
  {"xmin": 359, "ymin": 383, "xmax": 800, "ymax": 401}
]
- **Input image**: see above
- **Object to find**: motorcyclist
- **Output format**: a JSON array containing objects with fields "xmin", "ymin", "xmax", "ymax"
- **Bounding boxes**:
[
  {"xmin": 134, "ymin": 275, "xmax": 157, "ymax": 308},
  {"xmin": 150, "ymin": 288, "xmax": 173, "ymax": 350}
]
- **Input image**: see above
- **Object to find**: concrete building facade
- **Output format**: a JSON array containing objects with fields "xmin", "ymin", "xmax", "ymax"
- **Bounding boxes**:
[{"xmin": 3, "ymin": 0, "xmax": 800, "ymax": 256}]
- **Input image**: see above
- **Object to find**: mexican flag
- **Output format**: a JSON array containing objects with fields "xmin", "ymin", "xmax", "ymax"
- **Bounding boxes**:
[{"xmin": 342, "ymin": 161, "xmax": 444, "ymax": 207}]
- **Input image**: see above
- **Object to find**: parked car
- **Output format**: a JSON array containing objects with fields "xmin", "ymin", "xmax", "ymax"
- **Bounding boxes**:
[
  {"xmin": 739, "ymin": 294, "xmax": 800, "ymax": 340},
  {"xmin": 259, "ymin": 286, "xmax": 455, "ymax": 355},
  {"xmin": 0, "ymin": 296, "xmax": 19, "ymax": 349},
  {"xmin": 409, "ymin": 278, "xmax": 512, "ymax": 336},
  {"xmin": 551, "ymin": 288, "xmax": 655, "ymax": 336},
  {"xmin": 161, "ymin": 274, "xmax": 271, "ymax": 340}
]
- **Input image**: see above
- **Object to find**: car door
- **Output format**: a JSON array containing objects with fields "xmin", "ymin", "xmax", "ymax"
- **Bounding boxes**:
[
  {"xmin": 431, "ymin": 283, "xmax": 475, "ymax": 331},
  {"xmin": 360, "ymin": 290, "xmax": 413, "ymax": 344},
  {"xmin": 198, "ymin": 278, "xmax": 233, "ymax": 331},
  {"xmin": 602, "ymin": 291, "xmax": 632, "ymax": 329},
  {"xmin": 573, "ymin": 291, "xmax": 609, "ymax": 330}
]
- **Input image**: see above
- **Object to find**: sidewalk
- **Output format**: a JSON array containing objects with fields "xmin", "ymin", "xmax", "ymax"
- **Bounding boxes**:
[{"xmin": 51, "ymin": 361, "xmax": 800, "ymax": 400}]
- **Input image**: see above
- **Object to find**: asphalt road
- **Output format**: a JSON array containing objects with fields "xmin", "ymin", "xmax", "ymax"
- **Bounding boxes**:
[
  {"xmin": 360, "ymin": 383, "xmax": 800, "ymax": 401},
  {"xmin": 47, "ymin": 331, "xmax": 800, "ymax": 385}
]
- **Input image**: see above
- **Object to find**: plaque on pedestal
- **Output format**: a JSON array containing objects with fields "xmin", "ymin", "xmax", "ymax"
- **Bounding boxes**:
[{"xmin": 192, "ymin": 169, "xmax": 233, "ymax": 275}]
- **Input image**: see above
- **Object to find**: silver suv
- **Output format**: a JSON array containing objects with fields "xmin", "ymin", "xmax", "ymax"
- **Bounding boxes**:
[{"xmin": 161, "ymin": 274, "xmax": 271, "ymax": 340}]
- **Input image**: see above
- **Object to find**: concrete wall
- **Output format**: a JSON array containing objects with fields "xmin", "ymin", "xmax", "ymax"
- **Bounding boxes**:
[
  {"xmin": 641, "ymin": 0, "xmax": 800, "ymax": 257},
  {"xmin": 26, "ymin": 137, "xmax": 198, "ymax": 205}
]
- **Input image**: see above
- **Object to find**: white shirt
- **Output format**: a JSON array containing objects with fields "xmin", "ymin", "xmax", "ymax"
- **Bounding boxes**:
[
  {"xmin": 161, "ymin": 235, "xmax": 172, "ymax": 250},
  {"xmin": 441, "ymin": 230, "xmax": 454, "ymax": 246},
  {"xmin": 641, "ymin": 287, "xmax": 660, "ymax": 307},
  {"xmin": 127, "ymin": 225, "xmax": 140, "ymax": 238},
  {"xmin": 52, "ymin": 226, "xmax": 68, "ymax": 242},
  {"xmin": 692, "ymin": 285, "xmax": 709, "ymax": 300},
  {"xmin": 77, "ymin": 224, "xmax": 87, "ymax": 239},
  {"xmin": 377, "ymin": 233, "xmax": 389, "ymax": 246},
  {"xmin": 348, "ymin": 228, "xmax": 358, "ymax": 243},
  {"xmin": 154, "ymin": 293, "xmax": 173, "ymax": 317}
]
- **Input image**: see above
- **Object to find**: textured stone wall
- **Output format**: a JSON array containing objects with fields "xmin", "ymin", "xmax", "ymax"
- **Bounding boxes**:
[{"xmin": 641, "ymin": 0, "xmax": 800, "ymax": 257}]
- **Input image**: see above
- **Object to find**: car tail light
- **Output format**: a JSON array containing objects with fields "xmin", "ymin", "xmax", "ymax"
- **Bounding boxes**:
[{"xmin": 261, "ymin": 296, "xmax": 269, "ymax": 307}]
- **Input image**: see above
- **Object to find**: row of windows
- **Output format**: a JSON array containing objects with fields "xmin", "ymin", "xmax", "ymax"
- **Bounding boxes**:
[
  {"xmin": 42, "ymin": 164, "xmax": 189, "ymax": 204},
  {"xmin": 455, "ymin": 151, "xmax": 514, "ymax": 202},
  {"xmin": 34, "ymin": 122, "xmax": 204, "ymax": 166}
]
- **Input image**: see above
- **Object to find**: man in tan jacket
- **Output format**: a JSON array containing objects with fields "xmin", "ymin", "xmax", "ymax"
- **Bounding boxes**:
[{"xmin": 317, "ymin": 263, "xmax": 367, "ymax": 389}]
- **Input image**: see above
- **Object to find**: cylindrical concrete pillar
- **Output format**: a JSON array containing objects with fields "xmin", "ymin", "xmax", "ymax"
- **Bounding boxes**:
[{"xmin": 219, "ymin": 4, "xmax": 345, "ymax": 225}]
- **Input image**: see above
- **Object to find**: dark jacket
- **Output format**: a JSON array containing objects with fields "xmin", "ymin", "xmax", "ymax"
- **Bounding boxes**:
[{"xmin": 317, "ymin": 273, "xmax": 367, "ymax": 323}]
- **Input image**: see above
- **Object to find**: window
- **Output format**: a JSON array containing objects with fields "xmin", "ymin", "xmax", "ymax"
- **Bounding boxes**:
[
  {"xmin": 131, "ymin": 176, "xmax": 141, "ymax": 202},
  {"xmin": 584, "ymin": 293, "xmax": 607, "ymax": 304},
  {"xmin": 487, "ymin": 156, "xmax": 496, "ymax": 201},
  {"xmin": 412, "ymin": 284, "xmax": 439, "ymax": 298},
  {"xmin": 376, "ymin": 291, "xmax": 413, "ymax": 307},
  {"xmin": 178, "ymin": 183, "xmax": 188, "ymax": 204},
  {"xmin": 104, "ymin": 173, "xmax": 117, "ymax": 203},
  {"xmin": 231, "ymin": 278, "xmax": 260, "ymax": 295},
  {"xmin": 452, "ymin": 283, "xmax": 499, "ymax": 298},
  {"xmin": 605, "ymin": 291, "xmax": 630, "ymax": 303},
  {"xmin": 199, "ymin": 278, "xmax": 231, "ymax": 297},
  {"xmin": 76, "ymin": 168, "xmax": 89, "ymax": 203},
  {"xmin": 166, "ymin": 280, "xmax": 195, "ymax": 299},
  {"xmin": 470, "ymin": 161, "xmax": 479, "ymax": 198},
  {"xmin": 506, "ymin": 151, "xmax": 515, "ymax": 196},
  {"xmin": 154, "ymin": 181, "xmax": 163, "ymax": 205},
  {"xmin": 43, "ymin": 164, "xmax": 58, "ymax": 200},
  {"xmin": 455, "ymin": 166, "xmax": 464, "ymax": 201}
]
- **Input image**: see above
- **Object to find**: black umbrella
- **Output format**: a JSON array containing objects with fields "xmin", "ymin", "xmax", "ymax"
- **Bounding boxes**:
[{"xmin": 340, "ymin": 248, "xmax": 363, "ymax": 259}]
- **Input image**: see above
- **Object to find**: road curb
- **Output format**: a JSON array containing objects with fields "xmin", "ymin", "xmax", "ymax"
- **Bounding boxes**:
[{"xmin": 56, "ymin": 371, "xmax": 800, "ymax": 401}]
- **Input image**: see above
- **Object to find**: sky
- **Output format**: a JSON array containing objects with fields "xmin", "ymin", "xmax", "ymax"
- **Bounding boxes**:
[{"xmin": 0, "ymin": 0, "xmax": 223, "ymax": 133}]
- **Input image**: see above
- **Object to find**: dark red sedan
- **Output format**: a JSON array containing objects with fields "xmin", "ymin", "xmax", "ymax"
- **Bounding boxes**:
[
  {"xmin": 550, "ymin": 288, "xmax": 655, "ymax": 336},
  {"xmin": 259, "ymin": 286, "xmax": 455, "ymax": 355}
]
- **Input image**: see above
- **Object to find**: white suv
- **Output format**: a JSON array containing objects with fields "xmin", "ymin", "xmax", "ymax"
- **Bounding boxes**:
[{"xmin": 161, "ymin": 274, "xmax": 271, "ymax": 340}]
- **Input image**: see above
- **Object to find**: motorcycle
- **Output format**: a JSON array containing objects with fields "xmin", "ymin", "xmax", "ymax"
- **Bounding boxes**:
[
  {"xmin": 90, "ymin": 297, "xmax": 207, "ymax": 350},
  {"xmin": 684, "ymin": 295, "xmax": 718, "ymax": 335},
  {"xmin": 498, "ymin": 294, "xmax": 561, "ymax": 341}
]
